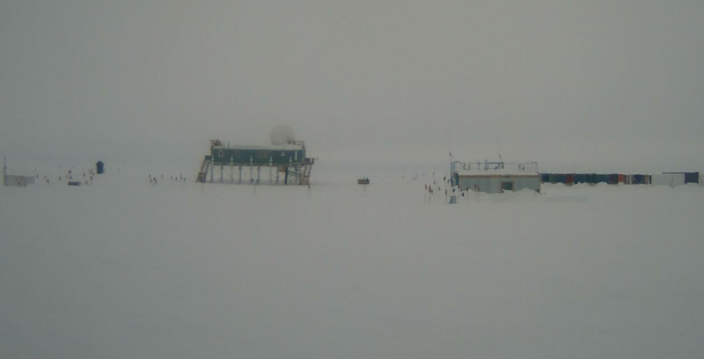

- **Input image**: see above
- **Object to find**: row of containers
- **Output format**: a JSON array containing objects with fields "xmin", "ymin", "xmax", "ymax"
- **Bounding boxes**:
[{"xmin": 540, "ymin": 172, "xmax": 700, "ymax": 186}]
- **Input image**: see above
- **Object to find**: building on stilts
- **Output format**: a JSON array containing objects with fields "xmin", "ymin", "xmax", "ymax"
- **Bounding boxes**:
[{"xmin": 196, "ymin": 127, "xmax": 314, "ymax": 185}]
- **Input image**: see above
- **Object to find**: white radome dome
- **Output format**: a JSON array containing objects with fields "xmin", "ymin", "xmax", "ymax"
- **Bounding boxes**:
[{"xmin": 270, "ymin": 125, "xmax": 296, "ymax": 145}]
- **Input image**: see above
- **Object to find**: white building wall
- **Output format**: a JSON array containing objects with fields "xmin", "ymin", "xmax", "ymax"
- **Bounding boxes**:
[
  {"xmin": 458, "ymin": 176, "xmax": 541, "ymax": 193},
  {"xmin": 507, "ymin": 177, "xmax": 541, "ymax": 192},
  {"xmin": 458, "ymin": 177, "xmax": 492, "ymax": 193}
]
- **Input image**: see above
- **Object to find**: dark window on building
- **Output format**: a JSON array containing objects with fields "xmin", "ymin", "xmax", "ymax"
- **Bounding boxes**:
[{"xmin": 501, "ymin": 182, "xmax": 514, "ymax": 191}]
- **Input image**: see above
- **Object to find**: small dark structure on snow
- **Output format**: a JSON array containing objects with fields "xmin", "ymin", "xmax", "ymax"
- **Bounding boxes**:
[{"xmin": 96, "ymin": 161, "xmax": 104, "ymax": 174}]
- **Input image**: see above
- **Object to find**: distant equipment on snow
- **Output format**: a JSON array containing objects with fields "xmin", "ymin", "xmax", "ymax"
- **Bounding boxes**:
[
  {"xmin": 96, "ymin": 161, "xmax": 105, "ymax": 174},
  {"xmin": 2, "ymin": 157, "xmax": 36, "ymax": 187},
  {"xmin": 270, "ymin": 125, "xmax": 296, "ymax": 145}
]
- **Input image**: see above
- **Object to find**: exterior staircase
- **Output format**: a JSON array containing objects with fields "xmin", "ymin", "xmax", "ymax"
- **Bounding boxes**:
[{"xmin": 197, "ymin": 159, "xmax": 211, "ymax": 183}]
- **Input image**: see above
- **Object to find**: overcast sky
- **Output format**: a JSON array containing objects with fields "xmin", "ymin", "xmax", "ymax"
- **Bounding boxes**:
[{"xmin": 1, "ymin": 0, "xmax": 702, "ymax": 173}]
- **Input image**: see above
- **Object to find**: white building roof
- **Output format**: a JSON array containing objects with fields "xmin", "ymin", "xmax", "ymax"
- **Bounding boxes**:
[
  {"xmin": 457, "ymin": 169, "xmax": 540, "ymax": 177},
  {"xmin": 212, "ymin": 144, "xmax": 303, "ymax": 151}
]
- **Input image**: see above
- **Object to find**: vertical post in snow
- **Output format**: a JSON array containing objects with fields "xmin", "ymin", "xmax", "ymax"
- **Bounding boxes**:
[
  {"xmin": 230, "ymin": 157, "xmax": 234, "ymax": 183},
  {"xmin": 444, "ymin": 173, "xmax": 447, "ymax": 203},
  {"xmin": 238, "ymin": 166, "xmax": 242, "ymax": 184},
  {"xmin": 249, "ymin": 156, "xmax": 253, "ymax": 183},
  {"xmin": 286, "ymin": 158, "xmax": 292, "ymax": 185},
  {"xmin": 449, "ymin": 152, "xmax": 453, "ymax": 185},
  {"xmin": 269, "ymin": 157, "xmax": 273, "ymax": 184},
  {"xmin": 220, "ymin": 166, "xmax": 224, "ymax": 183},
  {"xmin": 285, "ymin": 158, "xmax": 292, "ymax": 185},
  {"xmin": 257, "ymin": 166, "xmax": 261, "ymax": 184}
]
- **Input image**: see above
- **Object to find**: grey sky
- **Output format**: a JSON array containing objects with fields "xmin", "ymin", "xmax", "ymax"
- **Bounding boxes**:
[{"xmin": 1, "ymin": 0, "xmax": 702, "ymax": 173}]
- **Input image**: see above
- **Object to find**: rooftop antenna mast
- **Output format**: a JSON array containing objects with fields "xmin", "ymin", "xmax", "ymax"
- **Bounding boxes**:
[
  {"xmin": 497, "ymin": 137, "xmax": 504, "ymax": 169},
  {"xmin": 448, "ymin": 129, "xmax": 453, "ymax": 176}
]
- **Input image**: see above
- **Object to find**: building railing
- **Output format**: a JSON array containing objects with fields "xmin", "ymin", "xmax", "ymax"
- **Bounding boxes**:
[{"xmin": 451, "ymin": 160, "xmax": 539, "ymax": 173}]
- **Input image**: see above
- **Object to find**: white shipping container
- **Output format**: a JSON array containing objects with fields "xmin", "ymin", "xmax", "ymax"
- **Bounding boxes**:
[{"xmin": 652, "ymin": 173, "xmax": 685, "ymax": 186}]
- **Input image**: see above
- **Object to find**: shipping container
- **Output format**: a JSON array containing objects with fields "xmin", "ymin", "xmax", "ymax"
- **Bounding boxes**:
[
  {"xmin": 653, "ymin": 173, "xmax": 685, "ymax": 186},
  {"xmin": 684, "ymin": 172, "xmax": 699, "ymax": 184},
  {"xmin": 566, "ymin": 174, "xmax": 574, "ymax": 185}
]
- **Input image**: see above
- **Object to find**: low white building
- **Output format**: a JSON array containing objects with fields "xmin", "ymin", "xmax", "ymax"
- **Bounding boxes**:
[
  {"xmin": 3, "ymin": 157, "xmax": 35, "ymax": 187},
  {"xmin": 457, "ymin": 170, "xmax": 541, "ymax": 193},
  {"xmin": 3, "ymin": 175, "xmax": 35, "ymax": 187},
  {"xmin": 452, "ymin": 160, "xmax": 541, "ymax": 194}
]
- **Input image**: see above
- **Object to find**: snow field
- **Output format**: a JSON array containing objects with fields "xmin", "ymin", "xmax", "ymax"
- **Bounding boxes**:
[{"xmin": 1, "ymin": 169, "xmax": 703, "ymax": 359}]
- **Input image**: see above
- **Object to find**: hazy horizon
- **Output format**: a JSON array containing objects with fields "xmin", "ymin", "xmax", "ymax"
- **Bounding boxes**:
[{"xmin": 1, "ymin": 0, "xmax": 703, "ymax": 173}]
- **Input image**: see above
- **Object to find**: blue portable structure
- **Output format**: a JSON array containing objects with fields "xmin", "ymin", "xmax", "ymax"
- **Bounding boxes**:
[
  {"xmin": 539, "ymin": 173, "xmax": 656, "ymax": 185},
  {"xmin": 96, "ymin": 161, "xmax": 104, "ymax": 174},
  {"xmin": 685, "ymin": 172, "xmax": 699, "ymax": 184},
  {"xmin": 197, "ymin": 139, "xmax": 314, "ymax": 185}
]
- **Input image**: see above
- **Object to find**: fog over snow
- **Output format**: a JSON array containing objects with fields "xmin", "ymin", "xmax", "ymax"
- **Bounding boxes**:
[
  {"xmin": 1, "ymin": 1, "xmax": 704, "ymax": 359},
  {"xmin": 2, "ymin": 170, "xmax": 704, "ymax": 359},
  {"xmin": 1, "ymin": 0, "xmax": 703, "ymax": 172}
]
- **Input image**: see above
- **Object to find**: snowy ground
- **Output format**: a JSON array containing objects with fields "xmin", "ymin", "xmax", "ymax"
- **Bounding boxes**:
[{"xmin": 1, "ymin": 165, "xmax": 703, "ymax": 359}]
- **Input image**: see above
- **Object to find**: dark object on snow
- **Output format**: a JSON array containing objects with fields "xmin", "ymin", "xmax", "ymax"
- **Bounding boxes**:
[
  {"xmin": 596, "ymin": 174, "xmax": 609, "ymax": 184},
  {"xmin": 96, "ymin": 161, "xmax": 105, "ymax": 174},
  {"xmin": 684, "ymin": 172, "xmax": 699, "ymax": 184},
  {"xmin": 68, "ymin": 181, "xmax": 82, "ymax": 186},
  {"xmin": 358, "ymin": 178, "xmax": 370, "ymax": 185},
  {"xmin": 608, "ymin": 174, "xmax": 619, "ymax": 185}
]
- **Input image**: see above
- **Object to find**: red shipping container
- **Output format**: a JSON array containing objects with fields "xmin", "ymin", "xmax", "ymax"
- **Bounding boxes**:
[{"xmin": 566, "ymin": 174, "xmax": 574, "ymax": 185}]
